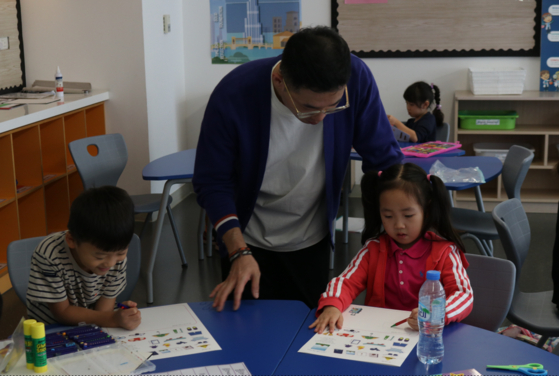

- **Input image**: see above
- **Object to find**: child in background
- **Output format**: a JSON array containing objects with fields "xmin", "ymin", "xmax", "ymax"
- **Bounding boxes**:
[
  {"xmin": 26, "ymin": 186, "xmax": 141, "ymax": 330},
  {"xmin": 310, "ymin": 163, "xmax": 472, "ymax": 333},
  {"xmin": 387, "ymin": 82, "xmax": 444, "ymax": 143}
]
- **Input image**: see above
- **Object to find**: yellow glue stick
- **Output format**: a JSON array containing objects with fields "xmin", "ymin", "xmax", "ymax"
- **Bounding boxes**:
[
  {"xmin": 23, "ymin": 319, "xmax": 37, "ymax": 369},
  {"xmin": 31, "ymin": 322, "xmax": 48, "ymax": 373}
]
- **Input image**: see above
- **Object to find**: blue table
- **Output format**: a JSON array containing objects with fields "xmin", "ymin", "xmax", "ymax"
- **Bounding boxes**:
[
  {"xmin": 152, "ymin": 300, "xmax": 310, "ymax": 375},
  {"xmin": 142, "ymin": 149, "xmax": 199, "ymax": 304},
  {"xmin": 274, "ymin": 308, "xmax": 559, "ymax": 375}
]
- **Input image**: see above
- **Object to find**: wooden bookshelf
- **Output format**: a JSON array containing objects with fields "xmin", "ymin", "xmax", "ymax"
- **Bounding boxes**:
[
  {"xmin": 0, "ymin": 98, "xmax": 107, "ymax": 292},
  {"xmin": 453, "ymin": 91, "xmax": 559, "ymax": 212}
]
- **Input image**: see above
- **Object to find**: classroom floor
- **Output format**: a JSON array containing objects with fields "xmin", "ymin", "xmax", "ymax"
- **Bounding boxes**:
[{"xmin": 0, "ymin": 189, "xmax": 556, "ymax": 340}]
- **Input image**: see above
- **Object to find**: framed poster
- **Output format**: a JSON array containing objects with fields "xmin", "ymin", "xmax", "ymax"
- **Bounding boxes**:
[
  {"xmin": 0, "ymin": 0, "xmax": 25, "ymax": 94},
  {"xmin": 210, "ymin": 0, "xmax": 301, "ymax": 64},
  {"xmin": 332, "ymin": 0, "xmax": 542, "ymax": 58},
  {"xmin": 540, "ymin": 0, "xmax": 559, "ymax": 91}
]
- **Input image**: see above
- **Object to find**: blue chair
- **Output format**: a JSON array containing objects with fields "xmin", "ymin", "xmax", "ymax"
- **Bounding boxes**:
[
  {"xmin": 436, "ymin": 122, "xmax": 450, "ymax": 142},
  {"xmin": 7, "ymin": 234, "xmax": 141, "ymax": 304},
  {"xmin": 493, "ymin": 198, "xmax": 559, "ymax": 348}
]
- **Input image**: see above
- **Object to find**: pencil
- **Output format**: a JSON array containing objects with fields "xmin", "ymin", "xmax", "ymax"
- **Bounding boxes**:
[{"xmin": 391, "ymin": 318, "xmax": 408, "ymax": 328}]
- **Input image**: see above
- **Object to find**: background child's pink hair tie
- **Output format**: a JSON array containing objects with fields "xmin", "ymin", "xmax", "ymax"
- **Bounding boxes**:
[
  {"xmin": 378, "ymin": 171, "xmax": 382, "ymax": 177},
  {"xmin": 427, "ymin": 174, "xmax": 431, "ymax": 181}
]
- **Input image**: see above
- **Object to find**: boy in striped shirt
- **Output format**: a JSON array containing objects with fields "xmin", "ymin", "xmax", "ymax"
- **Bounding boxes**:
[{"xmin": 26, "ymin": 186, "xmax": 141, "ymax": 330}]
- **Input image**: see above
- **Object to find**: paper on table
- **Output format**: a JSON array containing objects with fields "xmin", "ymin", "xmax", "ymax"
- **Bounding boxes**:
[
  {"xmin": 155, "ymin": 362, "xmax": 251, "ymax": 375},
  {"xmin": 104, "ymin": 303, "xmax": 221, "ymax": 361},
  {"xmin": 335, "ymin": 217, "xmax": 364, "ymax": 233},
  {"xmin": 299, "ymin": 305, "xmax": 419, "ymax": 367},
  {"xmin": 392, "ymin": 125, "xmax": 410, "ymax": 142},
  {"xmin": 10, "ymin": 97, "xmax": 60, "ymax": 104}
]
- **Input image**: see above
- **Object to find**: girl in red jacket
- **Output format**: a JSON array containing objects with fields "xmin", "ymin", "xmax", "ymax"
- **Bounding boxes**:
[{"xmin": 310, "ymin": 163, "xmax": 472, "ymax": 333}]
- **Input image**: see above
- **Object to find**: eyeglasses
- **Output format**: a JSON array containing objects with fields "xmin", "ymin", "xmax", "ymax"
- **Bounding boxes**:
[{"xmin": 283, "ymin": 81, "xmax": 350, "ymax": 119}]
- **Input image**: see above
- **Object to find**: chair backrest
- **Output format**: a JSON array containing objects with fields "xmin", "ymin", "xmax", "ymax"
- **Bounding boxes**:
[
  {"xmin": 68, "ymin": 133, "xmax": 128, "ymax": 190},
  {"xmin": 460, "ymin": 253, "xmax": 516, "ymax": 332},
  {"xmin": 492, "ymin": 198, "xmax": 531, "ymax": 286},
  {"xmin": 116, "ymin": 234, "xmax": 141, "ymax": 302},
  {"xmin": 502, "ymin": 145, "xmax": 534, "ymax": 200},
  {"xmin": 7, "ymin": 236, "xmax": 46, "ymax": 304},
  {"xmin": 436, "ymin": 122, "xmax": 450, "ymax": 142},
  {"xmin": 7, "ymin": 234, "xmax": 141, "ymax": 305}
]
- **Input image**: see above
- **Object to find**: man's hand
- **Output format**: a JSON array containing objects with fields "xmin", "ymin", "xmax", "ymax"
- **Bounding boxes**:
[
  {"xmin": 114, "ymin": 303, "xmax": 142, "ymax": 330},
  {"xmin": 210, "ymin": 255, "xmax": 260, "ymax": 312},
  {"xmin": 407, "ymin": 308, "xmax": 419, "ymax": 331},
  {"xmin": 309, "ymin": 306, "xmax": 343, "ymax": 333}
]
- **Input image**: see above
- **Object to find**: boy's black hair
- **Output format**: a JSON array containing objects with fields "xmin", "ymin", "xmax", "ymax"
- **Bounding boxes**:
[
  {"xmin": 403, "ymin": 81, "xmax": 444, "ymax": 128},
  {"xmin": 361, "ymin": 163, "xmax": 466, "ymax": 252},
  {"xmin": 67, "ymin": 186, "xmax": 135, "ymax": 252},
  {"xmin": 280, "ymin": 26, "xmax": 351, "ymax": 92}
]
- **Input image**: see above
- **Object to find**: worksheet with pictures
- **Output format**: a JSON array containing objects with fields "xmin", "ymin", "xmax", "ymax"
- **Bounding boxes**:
[
  {"xmin": 154, "ymin": 362, "xmax": 251, "ymax": 375},
  {"xmin": 104, "ymin": 303, "xmax": 221, "ymax": 361},
  {"xmin": 299, "ymin": 305, "xmax": 419, "ymax": 367}
]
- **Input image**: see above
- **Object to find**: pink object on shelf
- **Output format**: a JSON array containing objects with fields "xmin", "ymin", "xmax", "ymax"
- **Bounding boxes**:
[{"xmin": 401, "ymin": 141, "xmax": 461, "ymax": 158}]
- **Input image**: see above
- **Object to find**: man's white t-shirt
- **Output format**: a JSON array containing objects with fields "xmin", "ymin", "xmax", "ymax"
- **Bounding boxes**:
[{"xmin": 243, "ymin": 62, "xmax": 328, "ymax": 251}]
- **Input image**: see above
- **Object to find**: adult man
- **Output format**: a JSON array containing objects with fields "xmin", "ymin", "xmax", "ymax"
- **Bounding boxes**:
[{"xmin": 193, "ymin": 26, "xmax": 402, "ymax": 312}]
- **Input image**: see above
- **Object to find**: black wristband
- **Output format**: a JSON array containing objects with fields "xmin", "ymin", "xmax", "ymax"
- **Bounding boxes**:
[{"xmin": 229, "ymin": 247, "xmax": 252, "ymax": 263}]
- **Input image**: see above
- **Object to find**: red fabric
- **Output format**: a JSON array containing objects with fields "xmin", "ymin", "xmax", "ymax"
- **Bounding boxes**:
[
  {"xmin": 384, "ymin": 237, "xmax": 432, "ymax": 311},
  {"xmin": 318, "ymin": 232, "xmax": 473, "ymax": 325}
]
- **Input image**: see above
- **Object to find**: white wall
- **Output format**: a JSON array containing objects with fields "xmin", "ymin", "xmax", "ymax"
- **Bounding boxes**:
[
  {"xmin": 142, "ymin": 0, "xmax": 187, "ymax": 193},
  {"xmin": 182, "ymin": 0, "xmax": 541, "ymax": 185},
  {"xmin": 21, "ymin": 0, "xmax": 151, "ymax": 195}
]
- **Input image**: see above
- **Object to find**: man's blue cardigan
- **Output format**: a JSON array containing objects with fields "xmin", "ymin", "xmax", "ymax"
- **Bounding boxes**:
[{"xmin": 193, "ymin": 54, "xmax": 403, "ymax": 256}]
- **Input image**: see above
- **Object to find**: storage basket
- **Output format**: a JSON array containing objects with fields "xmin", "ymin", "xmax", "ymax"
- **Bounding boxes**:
[
  {"xmin": 458, "ymin": 110, "xmax": 518, "ymax": 130},
  {"xmin": 469, "ymin": 67, "xmax": 526, "ymax": 95},
  {"xmin": 473, "ymin": 143, "xmax": 534, "ymax": 163}
]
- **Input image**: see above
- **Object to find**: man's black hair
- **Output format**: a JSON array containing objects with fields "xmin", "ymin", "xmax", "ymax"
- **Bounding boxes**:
[
  {"xmin": 281, "ymin": 26, "xmax": 351, "ymax": 92},
  {"xmin": 67, "ymin": 186, "xmax": 135, "ymax": 252}
]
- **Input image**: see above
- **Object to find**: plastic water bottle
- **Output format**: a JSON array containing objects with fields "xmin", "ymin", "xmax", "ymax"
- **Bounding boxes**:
[{"xmin": 417, "ymin": 270, "xmax": 446, "ymax": 365}]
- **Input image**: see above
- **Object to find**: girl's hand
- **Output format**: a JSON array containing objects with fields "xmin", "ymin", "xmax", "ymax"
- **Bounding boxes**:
[
  {"xmin": 407, "ymin": 308, "xmax": 419, "ymax": 331},
  {"xmin": 309, "ymin": 306, "xmax": 344, "ymax": 333},
  {"xmin": 387, "ymin": 114, "xmax": 397, "ymax": 126}
]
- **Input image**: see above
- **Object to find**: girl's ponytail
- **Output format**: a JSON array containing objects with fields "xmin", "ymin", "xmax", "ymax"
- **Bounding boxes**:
[
  {"xmin": 431, "ymin": 84, "xmax": 444, "ymax": 128},
  {"xmin": 361, "ymin": 170, "xmax": 383, "ymax": 244},
  {"xmin": 428, "ymin": 174, "xmax": 466, "ymax": 252}
]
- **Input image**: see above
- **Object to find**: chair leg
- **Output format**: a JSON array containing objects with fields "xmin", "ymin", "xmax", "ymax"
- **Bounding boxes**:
[
  {"xmin": 536, "ymin": 334, "xmax": 549, "ymax": 348},
  {"xmin": 482, "ymin": 239, "xmax": 494, "ymax": 256},
  {"xmin": 461, "ymin": 233, "xmax": 491, "ymax": 256},
  {"xmin": 139, "ymin": 213, "xmax": 152, "ymax": 239},
  {"xmin": 167, "ymin": 204, "xmax": 187, "ymax": 267}
]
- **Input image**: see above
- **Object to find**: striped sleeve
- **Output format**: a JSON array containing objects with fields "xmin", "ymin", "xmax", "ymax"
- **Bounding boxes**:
[
  {"xmin": 214, "ymin": 214, "xmax": 240, "ymax": 237},
  {"xmin": 26, "ymin": 248, "xmax": 68, "ymax": 304},
  {"xmin": 441, "ymin": 245, "xmax": 474, "ymax": 324},
  {"xmin": 101, "ymin": 258, "xmax": 127, "ymax": 298},
  {"xmin": 316, "ymin": 240, "xmax": 376, "ymax": 315}
]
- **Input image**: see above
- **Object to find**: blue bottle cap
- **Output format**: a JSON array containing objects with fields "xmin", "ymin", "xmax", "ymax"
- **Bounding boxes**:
[{"xmin": 426, "ymin": 270, "xmax": 441, "ymax": 280}]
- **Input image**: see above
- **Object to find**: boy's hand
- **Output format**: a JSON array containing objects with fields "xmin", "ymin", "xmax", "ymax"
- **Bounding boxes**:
[
  {"xmin": 387, "ymin": 114, "xmax": 397, "ymax": 126},
  {"xmin": 114, "ymin": 302, "xmax": 141, "ymax": 330},
  {"xmin": 309, "ymin": 306, "xmax": 343, "ymax": 333},
  {"xmin": 407, "ymin": 308, "xmax": 419, "ymax": 331}
]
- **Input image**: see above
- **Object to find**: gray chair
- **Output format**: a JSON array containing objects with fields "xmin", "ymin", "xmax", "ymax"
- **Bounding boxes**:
[
  {"xmin": 69, "ymin": 134, "xmax": 186, "ymax": 266},
  {"xmin": 436, "ymin": 122, "xmax": 450, "ymax": 142},
  {"xmin": 451, "ymin": 145, "xmax": 534, "ymax": 256},
  {"xmin": 7, "ymin": 234, "xmax": 141, "ymax": 304},
  {"xmin": 492, "ymin": 198, "xmax": 559, "ymax": 348},
  {"xmin": 461, "ymin": 253, "xmax": 515, "ymax": 332}
]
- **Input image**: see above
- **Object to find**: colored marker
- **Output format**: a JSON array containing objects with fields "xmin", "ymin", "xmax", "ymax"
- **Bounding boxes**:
[
  {"xmin": 391, "ymin": 318, "xmax": 408, "ymax": 328},
  {"xmin": 117, "ymin": 303, "xmax": 130, "ymax": 309}
]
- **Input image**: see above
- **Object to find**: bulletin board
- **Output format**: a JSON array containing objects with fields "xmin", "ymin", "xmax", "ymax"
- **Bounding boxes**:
[
  {"xmin": 0, "ymin": 0, "xmax": 25, "ymax": 94},
  {"xmin": 332, "ymin": 0, "xmax": 542, "ymax": 58}
]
